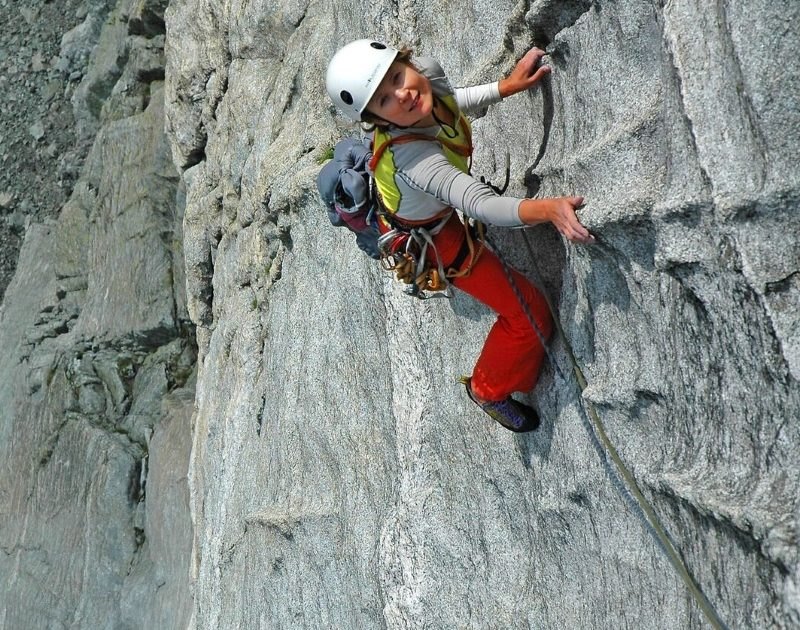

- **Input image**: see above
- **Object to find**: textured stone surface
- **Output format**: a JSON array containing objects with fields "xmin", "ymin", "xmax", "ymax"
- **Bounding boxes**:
[
  {"xmin": 165, "ymin": 0, "xmax": 799, "ymax": 628},
  {"xmin": 0, "ymin": 1, "xmax": 194, "ymax": 628},
  {"xmin": 1, "ymin": 0, "xmax": 798, "ymax": 628}
]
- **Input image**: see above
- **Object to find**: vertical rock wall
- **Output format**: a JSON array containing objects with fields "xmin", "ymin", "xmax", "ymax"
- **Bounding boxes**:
[
  {"xmin": 166, "ymin": 0, "xmax": 799, "ymax": 628},
  {"xmin": 0, "ymin": 1, "xmax": 194, "ymax": 628},
  {"xmin": 1, "ymin": 0, "xmax": 797, "ymax": 628}
]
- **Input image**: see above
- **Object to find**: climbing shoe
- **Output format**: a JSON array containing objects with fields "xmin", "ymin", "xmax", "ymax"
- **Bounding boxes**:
[{"xmin": 460, "ymin": 377, "xmax": 540, "ymax": 433}]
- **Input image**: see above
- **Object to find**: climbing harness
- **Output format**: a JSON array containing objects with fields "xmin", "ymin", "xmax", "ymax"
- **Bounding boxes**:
[
  {"xmin": 483, "ymin": 230, "xmax": 729, "ymax": 630},
  {"xmin": 378, "ymin": 213, "xmax": 485, "ymax": 299},
  {"xmin": 378, "ymin": 213, "xmax": 452, "ymax": 298},
  {"xmin": 371, "ymin": 102, "xmax": 483, "ymax": 299}
]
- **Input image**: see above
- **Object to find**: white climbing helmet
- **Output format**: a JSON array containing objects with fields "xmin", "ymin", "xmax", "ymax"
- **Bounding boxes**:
[{"xmin": 326, "ymin": 39, "xmax": 399, "ymax": 121}]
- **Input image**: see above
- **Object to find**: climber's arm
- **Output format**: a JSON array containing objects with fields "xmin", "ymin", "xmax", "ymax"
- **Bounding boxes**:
[{"xmin": 454, "ymin": 47, "xmax": 550, "ymax": 111}]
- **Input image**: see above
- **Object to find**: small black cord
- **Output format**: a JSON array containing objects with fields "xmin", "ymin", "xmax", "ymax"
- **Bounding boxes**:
[
  {"xmin": 432, "ymin": 98, "xmax": 459, "ymax": 139},
  {"xmin": 479, "ymin": 152, "xmax": 511, "ymax": 194}
]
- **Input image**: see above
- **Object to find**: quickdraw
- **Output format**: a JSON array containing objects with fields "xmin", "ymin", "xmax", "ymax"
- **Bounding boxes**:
[{"xmin": 378, "ymin": 215, "xmax": 485, "ymax": 299}]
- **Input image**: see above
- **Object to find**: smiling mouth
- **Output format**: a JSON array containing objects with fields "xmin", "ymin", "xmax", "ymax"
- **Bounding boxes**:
[{"xmin": 409, "ymin": 94, "xmax": 419, "ymax": 111}]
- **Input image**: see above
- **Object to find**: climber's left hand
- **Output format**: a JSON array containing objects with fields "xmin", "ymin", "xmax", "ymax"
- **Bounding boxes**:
[{"xmin": 498, "ymin": 47, "xmax": 551, "ymax": 98}]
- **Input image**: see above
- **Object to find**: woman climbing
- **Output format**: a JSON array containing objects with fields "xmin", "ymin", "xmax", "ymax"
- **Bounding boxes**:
[{"xmin": 325, "ymin": 39, "xmax": 594, "ymax": 432}]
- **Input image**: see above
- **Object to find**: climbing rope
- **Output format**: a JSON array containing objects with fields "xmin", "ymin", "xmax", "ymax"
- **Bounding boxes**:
[{"xmin": 483, "ymin": 230, "xmax": 729, "ymax": 630}]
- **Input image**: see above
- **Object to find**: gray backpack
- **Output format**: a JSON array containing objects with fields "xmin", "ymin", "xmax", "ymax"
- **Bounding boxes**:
[{"xmin": 316, "ymin": 137, "xmax": 381, "ymax": 259}]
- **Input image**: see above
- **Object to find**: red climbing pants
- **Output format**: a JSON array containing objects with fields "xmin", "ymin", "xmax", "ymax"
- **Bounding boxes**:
[{"xmin": 430, "ymin": 214, "xmax": 554, "ymax": 401}]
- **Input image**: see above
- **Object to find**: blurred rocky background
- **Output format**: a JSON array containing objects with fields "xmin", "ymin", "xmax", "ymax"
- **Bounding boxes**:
[
  {"xmin": 0, "ymin": 0, "xmax": 798, "ymax": 628},
  {"xmin": 0, "ymin": 0, "xmax": 193, "ymax": 628}
]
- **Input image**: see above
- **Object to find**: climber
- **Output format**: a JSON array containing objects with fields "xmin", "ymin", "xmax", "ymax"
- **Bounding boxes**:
[{"xmin": 325, "ymin": 39, "xmax": 594, "ymax": 432}]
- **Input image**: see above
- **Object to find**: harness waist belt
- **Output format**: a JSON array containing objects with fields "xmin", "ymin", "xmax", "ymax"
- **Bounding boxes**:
[{"xmin": 380, "ymin": 207, "xmax": 454, "ymax": 232}]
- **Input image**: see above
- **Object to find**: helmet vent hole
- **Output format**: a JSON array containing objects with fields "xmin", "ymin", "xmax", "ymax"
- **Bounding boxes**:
[
  {"xmin": 340, "ymin": 90, "xmax": 353, "ymax": 105},
  {"xmin": 370, "ymin": 42, "xmax": 387, "ymax": 50}
]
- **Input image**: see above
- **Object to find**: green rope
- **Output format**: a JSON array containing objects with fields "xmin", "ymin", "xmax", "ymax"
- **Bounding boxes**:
[{"xmin": 499, "ymin": 230, "xmax": 728, "ymax": 630}]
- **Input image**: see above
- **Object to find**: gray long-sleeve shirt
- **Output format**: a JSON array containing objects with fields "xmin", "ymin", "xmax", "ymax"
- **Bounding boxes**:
[{"xmin": 380, "ymin": 57, "xmax": 524, "ymax": 227}]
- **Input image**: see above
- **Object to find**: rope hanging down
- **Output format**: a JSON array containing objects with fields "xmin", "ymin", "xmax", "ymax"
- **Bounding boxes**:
[{"xmin": 482, "ymin": 230, "xmax": 729, "ymax": 630}]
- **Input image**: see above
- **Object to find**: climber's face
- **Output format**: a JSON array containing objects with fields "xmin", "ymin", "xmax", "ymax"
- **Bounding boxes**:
[{"xmin": 366, "ymin": 60, "xmax": 434, "ymax": 127}]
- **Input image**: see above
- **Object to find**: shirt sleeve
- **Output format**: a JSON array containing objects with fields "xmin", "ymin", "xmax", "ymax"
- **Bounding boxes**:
[
  {"xmin": 393, "ymin": 141, "xmax": 524, "ymax": 227},
  {"xmin": 415, "ymin": 56, "xmax": 503, "ymax": 113},
  {"xmin": 454, "ymin": 83, "xmax": 502, "ymax": 113}
]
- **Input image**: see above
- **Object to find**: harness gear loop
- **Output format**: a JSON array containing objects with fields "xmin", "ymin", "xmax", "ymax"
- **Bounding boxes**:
[
  {"xmin": 446, "ymin": 219, "xmax": 486, "ymax": 280},
  {"xmin": 377, "ymin": 213, "xmax": 487, "ymax": 299}
]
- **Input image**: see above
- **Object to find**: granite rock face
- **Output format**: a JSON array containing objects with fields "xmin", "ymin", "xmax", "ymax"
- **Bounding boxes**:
[
  {"xmin": 1, "ymin": 0, "xmax": 798, "ymax": 628},
  {"xmin": 165, "ymin": 0, "xmax": 799, "ymax": 628},
  {"xmin": 0, "ymin": 1, "xmax": 194, "ymax": 628},
  {"xmin": 166, "ymin": 0, "xmax": 800, "ymax": 628}
]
